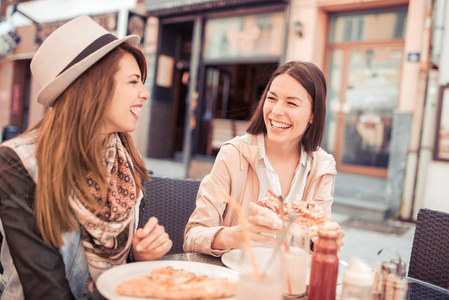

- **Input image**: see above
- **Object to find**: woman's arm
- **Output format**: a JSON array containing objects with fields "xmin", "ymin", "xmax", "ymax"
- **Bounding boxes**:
[
  {"xmin": 0, "ymin": 147, "xmax": 75, "ymax": 300},
  {"xmin": 304, "ymin": 150, "xmax": 337, "ymax": 218},
  {"xmin": 183, "ymin": 146, "xmax": 237, "ymax": 256},
  {"xmin": 310, "ymin": 173, "xmax": 344, "ymax": 248},
  {"xmin": 211, "ymin": 215, "xmax": 279, "ymax": 250},
  {"xmin": 184, "ymin": 143, "xmax": 278, "ymax": 255},
  {"xmin": 313, "ymin": 174, "xmax": 335, "ymax": 217}
]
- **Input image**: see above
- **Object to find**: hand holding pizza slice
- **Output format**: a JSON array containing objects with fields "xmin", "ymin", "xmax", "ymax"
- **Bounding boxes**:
[{"xmin": 247, "ymin": 195, "xmax": 340, "ymax": 237}]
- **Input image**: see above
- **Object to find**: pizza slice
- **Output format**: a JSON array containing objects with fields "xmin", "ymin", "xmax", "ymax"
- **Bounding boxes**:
[{"xmin": 247, "ymin": 195, "xmax": 338, "ymax": 236}]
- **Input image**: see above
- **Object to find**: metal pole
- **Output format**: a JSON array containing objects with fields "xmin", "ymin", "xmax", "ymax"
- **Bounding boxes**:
[
  {"xmin": 182, "ymin": 16, "xmax": 202, "ymax": 178},
  {"xmin": 409, "ymin": 0, "xmax": 436, "ymax": 220},
  {"xmin": 280, "ymin": 0, "xmax": 291, "ymax": 64}
]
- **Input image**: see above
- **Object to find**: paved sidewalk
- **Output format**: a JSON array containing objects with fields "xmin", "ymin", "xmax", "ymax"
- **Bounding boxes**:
[{"xmin": 333, "ymin": 212, "xmax": 415, "ymax": 269}]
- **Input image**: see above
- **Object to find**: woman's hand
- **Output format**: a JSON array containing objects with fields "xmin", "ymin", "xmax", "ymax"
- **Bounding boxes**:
[
  {"xmin": 211, "ymin": 215, "xmax": 279, "ymax": 250},
  {"xmin": 132, "ymin": 217, "xmax": 172, "ymax": 261},
  {"xmin": 337, "ymin": 229, "xmax": 345, "ymax": 249},
  {"xmin": 325, "ymin": 222, "xmax": 345, "ymax": 249},
  {"xmin": 246, "ymin": 215, "xmax": 279, "ymax": 246},
  {"xmin": 310, "ymin": 222, "xmax": 345, "ymax": 250}
]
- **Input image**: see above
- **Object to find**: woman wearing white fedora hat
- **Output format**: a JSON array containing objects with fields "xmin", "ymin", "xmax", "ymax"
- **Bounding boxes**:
[{"xmin": 0, "ymin": 15, "xmax": 172, "ymax": 299}]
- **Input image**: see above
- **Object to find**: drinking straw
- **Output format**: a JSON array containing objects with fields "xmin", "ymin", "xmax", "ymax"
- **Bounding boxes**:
[
  {"xmin": 267, "ymin": 189, "xmax": 283, "ymax": 218},
  {"xmin": 267, "ymin": 189, "xmax": 293, "ymax": 294},
  {"xmin": 219, "ymin": 189, "xmax": 260, "ymax": 279},
  {"xmin": 284, "ymin": 239, "xmax": 292, "ymax": 294}
]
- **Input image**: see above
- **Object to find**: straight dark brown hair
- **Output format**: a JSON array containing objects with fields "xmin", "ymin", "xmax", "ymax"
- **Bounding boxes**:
[{"xmin": 247, "ymin": 61, "xmax": 327, "ymax": 154}]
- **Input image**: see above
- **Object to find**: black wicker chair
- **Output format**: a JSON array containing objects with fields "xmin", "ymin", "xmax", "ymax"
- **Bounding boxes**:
[
  {"xmin": 408, "ymin": 208, "xmax": 449, "ymax": 299},
  {"xmin": 142, "ymin": 176, "xmax": 201, "ymax": 255}
]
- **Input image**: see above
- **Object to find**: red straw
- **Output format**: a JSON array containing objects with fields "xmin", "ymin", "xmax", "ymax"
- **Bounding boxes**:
[
  {"xmin": 267, "ymin": 189, "xmax": 278, "ymax": 198},
  {"xmin": 284, "ymin": 239, "xmax": 293, "ymax": 294}
]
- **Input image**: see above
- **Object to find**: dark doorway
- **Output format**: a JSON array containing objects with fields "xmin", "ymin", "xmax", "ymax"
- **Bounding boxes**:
[
  {"xmin": 147, "ymin": 21, "xmax": 193, "ymax": 159},
  {"xmin": 196, "ymin": 63, "xmax": 278, "ymax": 155}
]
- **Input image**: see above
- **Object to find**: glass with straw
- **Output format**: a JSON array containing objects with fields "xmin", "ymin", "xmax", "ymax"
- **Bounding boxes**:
[
  {"xmin": 236, "ymin": 246, "xmax": 284, "ymax": 300},
  {"xmin": 267, "ymin": 189, "xmax": 309, "ymax": 298},
  {"xmin": 284, "ymin": 223, "xmax": 310, "ymax": 298},
  {"xmin": 220, "ymin": 190, "xmax": 283, "ymax": 300}
]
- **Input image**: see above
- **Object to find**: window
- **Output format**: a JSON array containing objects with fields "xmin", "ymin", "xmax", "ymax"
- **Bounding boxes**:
[{"xmin": 329, "ymin": 7, "xmax": 408, "ymax": 42}]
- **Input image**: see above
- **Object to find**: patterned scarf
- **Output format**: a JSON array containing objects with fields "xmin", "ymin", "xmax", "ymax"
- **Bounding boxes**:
[{"xmin": 69, "ymin": 133, "xmax": 140, "ymax": 281}]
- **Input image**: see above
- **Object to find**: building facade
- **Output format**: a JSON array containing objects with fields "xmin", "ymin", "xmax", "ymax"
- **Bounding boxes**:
[
  {"xmin": 141, "ymin": 0, "xmax": 447, "ymax": 220},
  {"xmin": 1, "ymin": 0, "xmax": 447, "ymax": 221}
]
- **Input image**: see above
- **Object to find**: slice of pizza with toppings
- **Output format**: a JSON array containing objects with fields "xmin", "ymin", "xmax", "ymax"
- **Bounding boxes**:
[
  {"xmin": 292, "ymin": 201, "xmax": 338, "ymax": 236},
  {"xmin": 115, "ymin": 266, "xmax": 237, "ymax": 299},
  {"xmin": 247, "ymin": 195, "xmax": 338, "ymax": 236}
]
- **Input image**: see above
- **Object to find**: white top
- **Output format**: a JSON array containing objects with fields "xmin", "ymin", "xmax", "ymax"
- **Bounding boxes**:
[{"xmin": 256, "ymin": 134, "xmax": 312, "ymax": 203}]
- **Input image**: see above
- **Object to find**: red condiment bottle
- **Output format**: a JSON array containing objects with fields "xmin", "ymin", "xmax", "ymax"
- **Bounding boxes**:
[{"xmin": 308, "ymin": 229, "xmax": 339, "ymax": 300}]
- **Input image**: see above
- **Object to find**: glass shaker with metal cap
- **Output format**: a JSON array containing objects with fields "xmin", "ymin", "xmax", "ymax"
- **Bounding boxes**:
[{"xmin": 374, "ymin": 248, "xmax": 408, "ymax": 300}]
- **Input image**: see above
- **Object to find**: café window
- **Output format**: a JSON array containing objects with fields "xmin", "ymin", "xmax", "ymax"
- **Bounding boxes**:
[
  {"xmin": 329, "ymin": 7, "xmax": 408, "ymax": 42},
  {"xmin": 434, "ymin": 84, "xmax": 449, "ymax": 161},
  {"xmin": 204, "ymin": 11, "xmax": 285, "ymax": 63}
]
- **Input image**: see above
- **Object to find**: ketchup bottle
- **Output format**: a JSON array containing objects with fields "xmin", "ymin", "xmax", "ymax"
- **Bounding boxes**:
[{"xmin": 308, "ymin": 229, "xmax": 339, "ymax": 300}]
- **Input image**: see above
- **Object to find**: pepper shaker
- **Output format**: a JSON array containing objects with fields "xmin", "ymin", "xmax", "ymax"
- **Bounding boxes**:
[{"xmin": 308, "ymin": 229, "xmax": 339, "ymax": 300}]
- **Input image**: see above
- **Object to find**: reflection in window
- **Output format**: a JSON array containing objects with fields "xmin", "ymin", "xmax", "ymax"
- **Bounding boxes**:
[
  {"xmin": 393, "ymin": 10, "xmax": 407, "ymax": 38},
  {"xmin": 342, "ymin": 48, "xmax": 402, "ymax": 168},
  {"xmin": 329, "ymin": 7, "xmax": 408, "ymax": 42},
  {"xmin": 204, "ymin": 12, "xmax": 285, "ymax": 62},
  {"xmin": 342, "ymin": 16, "xmax": 364, "ymax": 41}
]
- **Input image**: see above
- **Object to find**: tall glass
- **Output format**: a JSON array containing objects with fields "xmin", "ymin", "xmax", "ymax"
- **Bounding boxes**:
[
  {"xmin": 236, "ymin": 247, "xmax": 283, "ymax": 300},
  {"xmin": 284, "ymin": 224, "xmax": 310, "ymax": 298}
]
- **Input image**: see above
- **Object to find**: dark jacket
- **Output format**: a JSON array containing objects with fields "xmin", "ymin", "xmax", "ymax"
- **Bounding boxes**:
[{"xmin": 0, "ymin": 141, "xmax": 145, "ymax": 300}]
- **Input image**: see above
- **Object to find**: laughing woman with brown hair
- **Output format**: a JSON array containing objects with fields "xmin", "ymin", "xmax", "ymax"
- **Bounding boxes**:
[
  {"xmin": 0, "ymin": 16, "xmax": 171, "ymax": 299},
  {"xmin": 184, "ymin": 61, "xmax": 344, "ymax": 256}
]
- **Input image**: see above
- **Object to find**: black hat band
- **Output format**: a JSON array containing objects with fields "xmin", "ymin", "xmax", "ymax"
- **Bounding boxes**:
[{"xmin": 58, "ymin": 33, "xmax": 117, "ymax": 76}]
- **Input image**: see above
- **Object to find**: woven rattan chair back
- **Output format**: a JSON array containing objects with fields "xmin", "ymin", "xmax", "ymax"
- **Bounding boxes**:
[
  {"xmin": 408, "ymin": 208, "xmax": 449, "ymax": 289},
  {"xmin": 143, "ymin": 176, "xmax": 201, "ymax": 255}
]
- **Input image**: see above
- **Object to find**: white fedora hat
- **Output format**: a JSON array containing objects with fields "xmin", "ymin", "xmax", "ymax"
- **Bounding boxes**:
[{"xmin": 30, "ymin": 15, "xmax": 140, "ymax": 107}]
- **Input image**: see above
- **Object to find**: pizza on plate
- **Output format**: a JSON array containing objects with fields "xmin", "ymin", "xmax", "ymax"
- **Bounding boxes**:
[
  {"xmin": 115, "ymin": 266, "xmax": 237, "ymax": 299},
  {"xmin": 247, "ymin": 195, "xmax": 338, "ymax": 236}
]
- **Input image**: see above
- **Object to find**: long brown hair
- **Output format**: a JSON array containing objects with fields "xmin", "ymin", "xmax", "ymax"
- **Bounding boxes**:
[
  {"xmin": 247, "ymin": 61, "xmax": 327, "ymax": 154},
  {"xmin": 31, "ymin": 42, "xmax": 149, "ymax": 247}
]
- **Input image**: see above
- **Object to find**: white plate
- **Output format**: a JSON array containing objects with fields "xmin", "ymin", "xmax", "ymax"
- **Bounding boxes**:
[
  {"xmin": 222, "ymin": 248, "xmax": 274, "ymax": 272},
  {"xmin": 96, "ymin": 260, "xmax": 239, "ymax": 300},
  {"xmin": 222, "ymin": 249, "xmax": 347, "ymax": 285}
]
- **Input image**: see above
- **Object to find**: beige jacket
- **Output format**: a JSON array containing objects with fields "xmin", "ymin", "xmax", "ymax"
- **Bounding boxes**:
[{"xmin": 183, "ymin": 134, "xmax": 337, "ymax": 256}]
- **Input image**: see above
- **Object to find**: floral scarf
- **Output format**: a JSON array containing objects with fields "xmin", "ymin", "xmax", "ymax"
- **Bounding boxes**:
[{"xmin": 69, "ymin": 133, "xmax": 140, "ymax": 281}]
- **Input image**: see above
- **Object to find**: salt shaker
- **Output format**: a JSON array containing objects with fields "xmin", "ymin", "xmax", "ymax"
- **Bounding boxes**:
[
  {"xmin": 308, "ymin": 229, "xmax": 339, "ymax": 300},
  {"xmin": 376, "ymin": 248, "xmax": 409, "ymax": 300},
  {"xmin": 384, "ymin": 273, "xmax": 408, "ymax": 300},
  {"xmin": 340, "ymin": 256, "xmax": 374, "ymax": 300}
]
